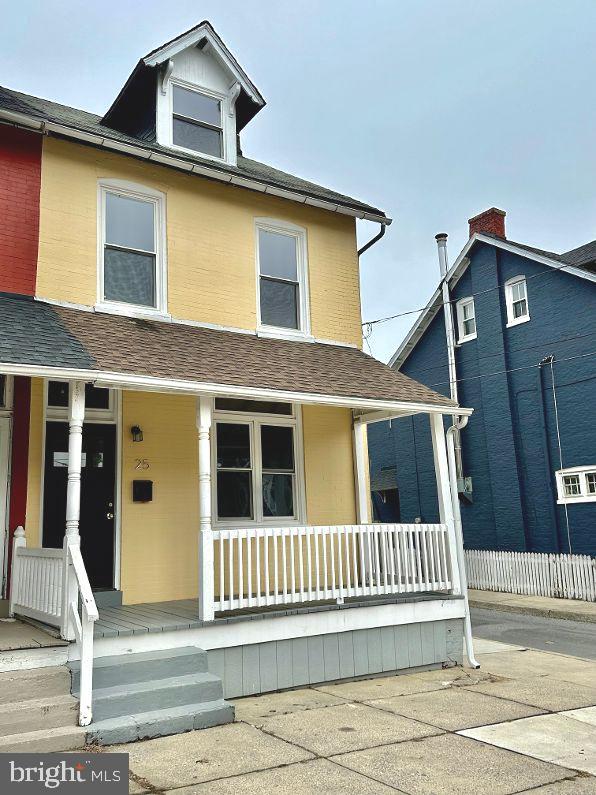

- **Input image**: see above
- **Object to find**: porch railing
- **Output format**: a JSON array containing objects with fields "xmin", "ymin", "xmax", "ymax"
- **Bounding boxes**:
[
  {"xmin": 212, "ymin": 523, "xmax": 452, "ymax": 612},
  {"xmin": 9, "ymin": 527, "xmax": 98, "ymax": 726}
]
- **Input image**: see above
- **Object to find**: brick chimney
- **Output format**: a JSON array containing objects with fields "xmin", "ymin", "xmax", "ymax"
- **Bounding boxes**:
[{"xmin": 468, "ymin": 207, "xmax": 506, "ymax": 239}]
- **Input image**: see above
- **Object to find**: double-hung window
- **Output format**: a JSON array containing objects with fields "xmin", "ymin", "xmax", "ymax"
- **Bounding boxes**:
[
  {"xmin": 99, "ymin": 183, "xmax": 165, "ymax": 314},
  {"xmin": 172, "ymin": 84, "xmax": 223, "ymax": 159},
  {"xmin": 556, "ymin": 467, "xmax": 596, "ymax": 503},
  {"xmin": 256, "ymin": 220, "xmax": 309, "ymax": 335},
  {"xmin": 505, "ymin": 276, "xmax": 529, "ymax": 326},
  {"xmin": 214, "ymin": 399, "xmax": 303, "ymax": 524},
  {"xmin": 456, "ymin": 297, "xmax": 477, "ymax": 343}
]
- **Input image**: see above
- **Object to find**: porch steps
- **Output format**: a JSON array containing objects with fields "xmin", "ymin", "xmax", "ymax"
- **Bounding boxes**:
[
  {"xmin": 70, "ymin": 646, "xmax": 234, "ymax": 745},
  {"xmin": 0, "ymin": 666, "xmax": 85, "ymax": 752}
]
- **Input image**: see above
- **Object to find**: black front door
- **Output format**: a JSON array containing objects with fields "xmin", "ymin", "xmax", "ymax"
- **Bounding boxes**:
[{"xmin": 43, "ymin": 422, "xmax": 116, "ymax": 589}]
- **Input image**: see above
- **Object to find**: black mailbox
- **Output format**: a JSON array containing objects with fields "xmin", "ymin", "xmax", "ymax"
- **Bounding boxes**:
[{"xmin": 133, "ymin": 480, "xmax": 153, "ymax": 503}]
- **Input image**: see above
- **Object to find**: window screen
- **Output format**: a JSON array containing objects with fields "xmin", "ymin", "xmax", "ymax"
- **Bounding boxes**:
[
  {"xmin": 258, "ymin": 229, "xmax": 300, "ymax": 330},
  {"xmin": 103, "ymin": 192, "xmax": 156, "ymax": 308},
  {"xmin": 173, "ymin": 85, "xmax": 223, "ymax": 158}
]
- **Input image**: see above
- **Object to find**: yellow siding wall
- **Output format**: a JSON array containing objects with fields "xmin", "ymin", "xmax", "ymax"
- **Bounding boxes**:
[
  {"xmin": 22, "ymin": 390, "xmax": 358, "ymax": 604},
  {"xmin": 120, "ymin": 391, "xmax": 199, "ymax": 604},
  {"xmin": 38, "ymin": 138, "xmax": 363, "ymax": 348},
  {"xmin": 302, "ymin": 405, "xmax": 357, "ymax": 525},
  {"xmin": 25, "ymin": 378, "xmax": 44, "ymax": 548}
]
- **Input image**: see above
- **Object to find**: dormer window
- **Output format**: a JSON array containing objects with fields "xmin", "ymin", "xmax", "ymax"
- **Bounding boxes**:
[{"xmin": 172, "ymin": 84, "xmax": 223, "ymax": 159}]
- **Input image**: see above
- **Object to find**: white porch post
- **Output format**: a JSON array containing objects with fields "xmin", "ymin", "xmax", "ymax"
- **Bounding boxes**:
[
  {"xmin": 353, "ymin": 417, "xmax": 371, "ymax": 524},
  {"xmin": 429, "ymin": 413, "xmax": 462, "ymax": 595},
  {"xmin": 61, "ymin": 380, "xmax": 86, "ymax": 640},
  {"xmin": 197, "ymin": 396, "xmax": 215, "ymax": 621}
]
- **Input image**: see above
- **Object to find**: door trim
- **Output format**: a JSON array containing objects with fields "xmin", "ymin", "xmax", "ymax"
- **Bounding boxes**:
[
  {"xmin": 39, "ymin": 381, "xmax": 122, "ymax": 590},
  {"xmin": 0, "ymin": 417, "xmax": 11, "ymax": 598}
]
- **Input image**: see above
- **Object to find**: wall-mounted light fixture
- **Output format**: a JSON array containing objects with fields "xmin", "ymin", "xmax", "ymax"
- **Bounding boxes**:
[{"xmin": 131, "ymin": 425, "xmax": 143, "ymax": 443}]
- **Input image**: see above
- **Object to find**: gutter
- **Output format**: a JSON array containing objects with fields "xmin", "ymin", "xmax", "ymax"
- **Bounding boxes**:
[
  {"xmin": 0, "ymin": 109, "xmax": 391, "ymax": 226},
  {"xmin": 446, "ymin": 416, "xmax": 480, "ymax": 669}
]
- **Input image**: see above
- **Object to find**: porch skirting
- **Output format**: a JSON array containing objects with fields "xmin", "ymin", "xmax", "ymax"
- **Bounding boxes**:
[{"xmin": 208, "ymin": 617, "xmax": 464, "ymax": 699}]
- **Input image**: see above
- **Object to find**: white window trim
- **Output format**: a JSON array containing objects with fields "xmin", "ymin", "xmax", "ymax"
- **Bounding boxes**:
[
  {"xmin": 505, "ymin": 275, "xmax": 530, "ymax": 327},
  {"xmin": 255, "ymin": 218, "xmax": 311, "ymax": 341},
  {"xmin": 211, "ymin": 402, "xmax": 306, "ymax": 528},
  {"xmin": 556, "ymin": 466, "xmax": 596, "ymax": 504},
  {"xmin": 455, "ymin": 297, "xmax": 477, "ymax": 343},
  {"xmin": 96, "ymin": 179, "xmax": 168, "ymax": 318},
  {"xmin": 166, "ymin": 78, "xmax": 233, "ymax": 166},
  {"xmin": 44, "ymin": 379, "xmax": 117, "ymax": 423}
]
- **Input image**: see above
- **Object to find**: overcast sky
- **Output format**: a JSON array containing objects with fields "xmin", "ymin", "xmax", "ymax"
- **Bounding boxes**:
[{"xmin": 2, "ymin": 0, "xmax": 596, "ymax": 361}]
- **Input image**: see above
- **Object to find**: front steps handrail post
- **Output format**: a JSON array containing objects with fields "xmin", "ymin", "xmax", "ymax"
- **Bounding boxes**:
[
  {"xmin": 8, "ymin": 525, "xmax": 26, "ymax": 617},
  {"xmin": 68, "ymin": 543, "xmax": 98, "ymax": 726}
]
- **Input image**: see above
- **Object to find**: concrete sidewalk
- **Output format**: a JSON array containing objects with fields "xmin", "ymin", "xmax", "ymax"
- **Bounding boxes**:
[
  {"xmin": 93, "ymin": 639, "xmax": 596, "ymax": 794},
  {"xmin": 469, "ymin": 589, "xmax": 596, "ymax": 623}
]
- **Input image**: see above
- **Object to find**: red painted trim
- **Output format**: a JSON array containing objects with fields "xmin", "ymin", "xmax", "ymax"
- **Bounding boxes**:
[
  {"xmin": 0, "ymin": 127, "xmax": 42, "ymax": 296},
  {"xmin": 5, "ymin": 377, "xmax": 31, "ymax": 594}
]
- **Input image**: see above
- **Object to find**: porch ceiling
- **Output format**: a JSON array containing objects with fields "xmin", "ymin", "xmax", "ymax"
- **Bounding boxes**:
[{"xmin": 0, "ymin": 293, "xmax": 464, "ymax": 414}]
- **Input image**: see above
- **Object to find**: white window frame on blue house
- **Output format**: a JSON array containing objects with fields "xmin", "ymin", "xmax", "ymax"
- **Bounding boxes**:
[
  {"xmin": 556, "ymin": 466, "xmax": 596, "ymax": 504},
  {"xmin": 505, "ymin": 275, "xmax": 530, "ymax": 327},
  {"xmin": 455, "ymin": 297, "xmax": 477, "ymax": 343}
]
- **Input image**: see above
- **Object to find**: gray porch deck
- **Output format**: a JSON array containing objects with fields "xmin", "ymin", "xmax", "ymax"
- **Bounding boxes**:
[{"xmin": 94, "ymin": 593, "xmax": 460, "ymax": 639}]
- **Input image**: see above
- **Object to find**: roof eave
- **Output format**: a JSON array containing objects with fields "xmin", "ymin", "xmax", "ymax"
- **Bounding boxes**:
[
  {"xmin": 0, "ymin": 109, "xmax": 390, "ymax": 225},
  {"xmin": 0, "ymin": 359, "xmax": 469, "ymax": 416}
]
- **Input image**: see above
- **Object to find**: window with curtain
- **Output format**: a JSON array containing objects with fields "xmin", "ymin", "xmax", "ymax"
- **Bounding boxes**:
[
  {"xmin": 505, "ymin": 276, "xmax": 530, "ymax": 325},
  {"xmin": 102, "ymin": 189, "xmax": 159, "ymax": 309}
]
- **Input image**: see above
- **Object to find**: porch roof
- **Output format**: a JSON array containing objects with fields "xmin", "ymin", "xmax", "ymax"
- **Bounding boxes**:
[{"xmin": 0, "ymin": 293, "xmax": 463, "ymax": 413}]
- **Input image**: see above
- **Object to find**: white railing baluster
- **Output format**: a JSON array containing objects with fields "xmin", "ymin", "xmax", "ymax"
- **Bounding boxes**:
[{"xmin": 298, "ymin": 528, "xmax": 305, "ymax": 602}]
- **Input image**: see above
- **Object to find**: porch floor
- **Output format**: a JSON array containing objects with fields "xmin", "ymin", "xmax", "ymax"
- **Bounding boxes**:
[
  {"xmin": 0, "ymin": 618, "xmax": 67, "ymax": 651},
  {"xmin": 95, "ymin": 593, "xmax": 460, "ymax": 639}
]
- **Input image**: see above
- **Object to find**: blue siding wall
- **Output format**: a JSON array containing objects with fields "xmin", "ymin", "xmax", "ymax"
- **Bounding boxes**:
[{"xmin": 369, "ymin": 241, "xmax": 596, "ymax": 556}]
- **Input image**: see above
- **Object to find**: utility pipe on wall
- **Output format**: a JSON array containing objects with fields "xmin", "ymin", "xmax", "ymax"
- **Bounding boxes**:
[
  {"xmin": 436, "ymin": 234, "xmax": 464, "ymax": 484},
  {"xmin": 446, "ymin": 416, "xmax": 479, "ymax": 669}
]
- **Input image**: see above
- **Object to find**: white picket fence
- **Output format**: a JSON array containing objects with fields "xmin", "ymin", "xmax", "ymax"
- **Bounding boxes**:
[
  {"xmin": 212, "ymin": 523, "xmax": 453, "ymax": 612},
  {"xmin": 465, "ymin": 549, "xmax": 596, "ymax": 602}
]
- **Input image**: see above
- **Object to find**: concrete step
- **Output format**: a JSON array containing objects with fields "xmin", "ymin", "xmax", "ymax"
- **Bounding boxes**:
[
  {"xmin": 92, "ymin": 672, "xmax": 224, "ymax": 722},
  {"xmin": 0, "ymin": 694, "xmax": 78, "ymax": 736},
  {"xmin": 70, "ymin": 646, "xmax": 208, "ymax": 692},
  {"xmin": 0, "ymin": 725, "xmax": 86, "ymax": 753},
  {"xmin": 86, "ymin": 699, "xmax": 235, "ymax": 745},
  {"xmin": 0, "ymin": 666, "xmax": 72, "ymax": 705}
]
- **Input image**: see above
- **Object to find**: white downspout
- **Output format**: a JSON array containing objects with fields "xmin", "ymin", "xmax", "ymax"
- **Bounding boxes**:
[
  {"xmin": 446, "ymin": 416, "xmax": 479, "ymax": 669},
  {"xmin": 436, "ymin": 234, "xmax": 463, "ymax": 483}
]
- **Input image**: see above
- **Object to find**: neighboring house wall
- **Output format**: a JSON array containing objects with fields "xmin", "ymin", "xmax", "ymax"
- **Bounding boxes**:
[
  {"xmin": 0, "ymin": 127, "xmax": 41, "ymax": 296},
  {"xmin": 36, "ymin": 138, "xmax": 363, "ymax": 348},
  {"xmin": 369, "ymin": 241, "xmax": 596, "ymax": 556}
]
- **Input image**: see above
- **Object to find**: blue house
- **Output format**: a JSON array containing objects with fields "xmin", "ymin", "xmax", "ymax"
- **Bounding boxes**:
[{"xmin": 369, "ymin": 208, "xmax": 596, "ymax": 557}]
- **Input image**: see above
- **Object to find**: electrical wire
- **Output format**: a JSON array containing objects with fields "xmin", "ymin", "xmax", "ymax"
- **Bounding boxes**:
[
  {"xmin": 362, "ymin": 259, "xmax": 591, "ymax": 328},
  {"xmin": 425, "ymin": 350, "xmax": 596, "ymax": 391}
]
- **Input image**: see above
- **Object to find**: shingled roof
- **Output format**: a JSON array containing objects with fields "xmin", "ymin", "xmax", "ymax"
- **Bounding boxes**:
[
  {"xmin": 0, "ymin": 294, "xmax": 457, "ymax": 412},
  {"xmin": 0, "ymin": 84, "xmax": 387, "ymax": 222}
]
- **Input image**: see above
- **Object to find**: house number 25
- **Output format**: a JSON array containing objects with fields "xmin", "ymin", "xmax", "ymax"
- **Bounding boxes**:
[{"xmin": 135, "ymin": 459, "xmax": 150, "ymax": 470}]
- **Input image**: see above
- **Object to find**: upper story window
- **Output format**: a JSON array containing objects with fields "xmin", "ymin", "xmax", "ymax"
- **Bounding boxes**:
[
  {"xmin": 172, "ymin": 84, "xmax": 223, "ymax": 159},
  {"xmin": 98, "ymin": 182, "xmax": 167, "ymax": 316},
  {"xmin": 256, "ymin": 220, "xmax": 310, "ymax": 338},
  {"xmin": 505, "ymin": 276, "xmax": 530, "ymax": 326},
  {"xmin": 556, "ymin": 466, "xmax": 596, "ymax": 504},
  {"xmin": 456, "ymin": 297, "xmax": 477, "ymax": 343}
]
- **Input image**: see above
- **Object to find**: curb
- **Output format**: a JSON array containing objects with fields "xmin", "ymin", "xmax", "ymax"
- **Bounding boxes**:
[{"xmin": 469, "ymin": 598, "xmax": 596, "ymax": 625}]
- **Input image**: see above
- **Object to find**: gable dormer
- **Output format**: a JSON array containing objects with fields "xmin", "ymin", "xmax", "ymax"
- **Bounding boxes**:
[{"xmin": 101, "ymin": 21, "xmax": 265, "ymax": 167}]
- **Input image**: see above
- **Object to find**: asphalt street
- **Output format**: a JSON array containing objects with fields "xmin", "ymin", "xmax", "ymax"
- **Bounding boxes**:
[{"xmin": 471, "ymin": 606, "xmax": 596, "ymax": 660}]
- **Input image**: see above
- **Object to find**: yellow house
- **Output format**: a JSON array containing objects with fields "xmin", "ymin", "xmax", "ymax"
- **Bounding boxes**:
[{"xmin": 0, "ymin": 22, "xmax": 473, "ymax": 744}]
